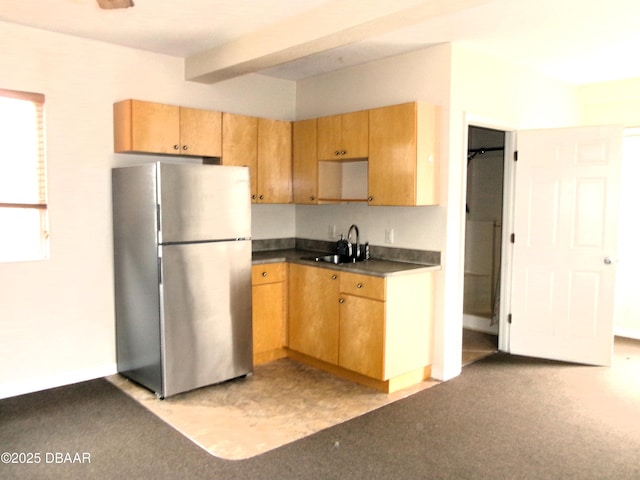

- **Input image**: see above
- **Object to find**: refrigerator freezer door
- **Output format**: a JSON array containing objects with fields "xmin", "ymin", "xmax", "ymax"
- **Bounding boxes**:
[
  {"xmin": 159, "ymin": 239, "xmax": 252, "ymax": 397},
  {"xmin": 158, "ymin": 163, "xmax": 251, "ymax": 243}
]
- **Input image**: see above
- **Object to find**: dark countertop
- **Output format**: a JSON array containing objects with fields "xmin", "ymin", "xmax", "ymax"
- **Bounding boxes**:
[{"xmin": 252, "ymin": 248, "xmax": 441, "ymax": 277}]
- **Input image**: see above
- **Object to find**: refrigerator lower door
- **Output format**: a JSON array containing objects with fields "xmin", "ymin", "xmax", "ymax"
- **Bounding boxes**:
[{"xmin": 159, "ymin": 240, "xmax": 252, "ymax": 398}]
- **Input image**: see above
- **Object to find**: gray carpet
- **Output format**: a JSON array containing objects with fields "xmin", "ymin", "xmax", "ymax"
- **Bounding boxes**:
[{"xmin": 2, "ymin": 338, "xmax": 639, "ymax": 479}]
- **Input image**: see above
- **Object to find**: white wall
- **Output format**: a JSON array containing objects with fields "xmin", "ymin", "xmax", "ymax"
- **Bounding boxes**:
[
  {"xmin": 252, "ymin": 204, "xmax": 296, "ymax": 240},
  {"xmin": 294, "ymin": 45, "xmax": 451, "ymax": 252},
  {"xmin": 0, "ymin": 21, "xmax": 296, "ymax": 399},
  {"xmin": 579, "ymin": 78, "xmax": 640, "ymax": 127}
]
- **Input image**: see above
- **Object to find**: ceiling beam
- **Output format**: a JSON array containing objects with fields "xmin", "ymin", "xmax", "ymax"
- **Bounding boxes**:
[{"xmin": 185, "ymin": 0, "xmax": 491, "ymax": 84}]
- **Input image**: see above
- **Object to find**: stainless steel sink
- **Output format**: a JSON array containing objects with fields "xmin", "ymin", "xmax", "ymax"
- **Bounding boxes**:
[{"xmin": 301, "ymin": 254, "xmax": 354, "ymax": 264}]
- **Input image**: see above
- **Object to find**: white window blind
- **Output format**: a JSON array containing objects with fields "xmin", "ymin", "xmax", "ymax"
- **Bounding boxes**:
[{"xmin": 0, "ymin": 88, "xmax": 49, "ymax": 262}]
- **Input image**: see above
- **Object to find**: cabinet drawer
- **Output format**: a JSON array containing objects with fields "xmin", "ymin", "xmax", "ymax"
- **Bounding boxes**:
[
  {"xmin": 252, "ymin": 262, "xmax": 287, "ymax": 285},
  {"xmin": 340, "ymin": 272, "xmax": 385, "ymax": 300}
]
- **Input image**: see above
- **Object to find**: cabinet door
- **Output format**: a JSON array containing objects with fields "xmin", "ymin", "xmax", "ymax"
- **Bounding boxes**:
[
  {"xmin": 368, "ymin": 102, "xmax": 417, "ymax": 206},
  {"xmin": 252, "ymin": 263, "xmax": 287, "ymax": 362},
  {"xmin": 252, "ymin": 281, "xmax": 286, "ymax": 356},
  {"xmin": 317, "ymin": 111, "xmax": 368, "ymax": 160},
  {"xmin": 288, "ymin": 264, "xmax": 340, "ymax": 364},
  {"xmin": 339, "ymin": 294, "xmax": 385, "ymax": 379},
  {"xmin": 180, "ymin": 107, "xmax": 222, "ymax": 157},
  {"xmin": 317, "ymin": 114, "xmax": 343, "ymax": 160},
  {"xmin": 369, "ymin": 102, "xmax": 438, "ymax": 206},
  {"xmin": 292, "ymin": 118, "xmax": 318, "ymax": 204},
  {"xmin": 257, "ymin": 118, "xmax": 292, "ymax": 204},
  {"xmin": 222, "ymin": 113, "xmax": 258, "ymax": 199},
  {"xmin": 341, "ymin": 110, "xmax": 369, "ymax": 159},
  {"xmin": 114, "ymin": 100, "xmax": 180, "ymax": 154}
]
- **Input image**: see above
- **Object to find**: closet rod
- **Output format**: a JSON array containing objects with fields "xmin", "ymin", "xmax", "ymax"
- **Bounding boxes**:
[
  {"xmin": 467, "ymin": 146, "xmax": 504, "ymax": 154},
  {"xmin": 467, "ymin": 146, "xmax": 505, "ymax": 162}
]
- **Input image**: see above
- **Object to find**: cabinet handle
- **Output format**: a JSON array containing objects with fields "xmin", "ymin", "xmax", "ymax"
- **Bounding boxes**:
[
  {"xmin": 310, "ymin": 195, "xmax": 315, "ymax": 201},
  {"xmin": 334, "ymin": 150, "xmax": 340, "ymax": 156},
  {"xmin": 331, "ymin": 275, "xmax": 337, "ymax": 280},
  {"xmin": 182, "ymin": 145, "xmax": 188, "ymax": 151},
  {"xmin": 367, "ymin": 196, "xmax": 374, "ymax": 202},
  {"xmin": 340, "ymin": 150, "xmax": 346, "ymax": 155},
  {"xmin": 339, "ymin": 298, "xmax": 345, "ymax": 304},
  {"xmin": 262, "ymin": 271, "xmax": 267, "ymax": 277},
  {"xmin": 173, "ymin": 144, "xmax": 179, "ymax": 150},
  {"xmin": 251, "ymin": 194, "xmax": 257, "ymax": 200},
  {"xmin": 259, "ymin": 194, "xmax": 264, "ymax": 200},
  {"xmin": 356, "ymin": 283, "xmax": 363, "ymax": 289}
]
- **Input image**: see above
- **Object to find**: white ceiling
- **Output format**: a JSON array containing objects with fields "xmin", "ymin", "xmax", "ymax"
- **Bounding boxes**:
[{"xmin": 2, "ymin": 0, "xmax": 640, "ymax": 85}]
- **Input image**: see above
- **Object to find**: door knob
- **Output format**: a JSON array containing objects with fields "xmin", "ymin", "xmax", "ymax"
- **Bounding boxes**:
[{"xmin": 604, "ymin": 257, "xmax": 613, "ymax": 265}]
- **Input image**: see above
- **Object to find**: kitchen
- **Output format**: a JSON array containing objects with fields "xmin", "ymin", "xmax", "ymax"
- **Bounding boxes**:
[
  {"xmin": 111, "ymin": 97, "xmax": 440, "ymax": 396},
  {"xmin": 1, "ymin": 7, "xmax": 639, "ymax": 406}
]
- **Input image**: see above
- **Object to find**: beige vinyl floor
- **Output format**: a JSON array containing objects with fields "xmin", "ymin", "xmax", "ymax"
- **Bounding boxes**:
[
  {"xmin": 109, "ymin": 360, "xmax": 439, "ymax": 460},
  {"xmin": 109, "ymin": 329, "xmax": 496, "ymax": 460}
]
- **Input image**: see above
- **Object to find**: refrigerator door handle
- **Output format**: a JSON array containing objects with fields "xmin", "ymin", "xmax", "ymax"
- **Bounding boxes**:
[
  {"xmin": 156, "ymin": 204, "xmax": 162, "ymax": 244},
  {"xmin": 157, "ymin": 256, "xmax": 163, "ymax": 285}
]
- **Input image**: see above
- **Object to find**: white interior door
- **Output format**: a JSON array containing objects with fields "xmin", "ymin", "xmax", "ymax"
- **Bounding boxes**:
[{"xmin": 510, "ymin": 125, "xmax": 622, "ymax": 366}]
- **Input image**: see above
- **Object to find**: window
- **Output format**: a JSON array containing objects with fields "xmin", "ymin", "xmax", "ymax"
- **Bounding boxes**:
[{"xmin": 0, "ymin": 88, "xmax": 49, "ymax": 262}]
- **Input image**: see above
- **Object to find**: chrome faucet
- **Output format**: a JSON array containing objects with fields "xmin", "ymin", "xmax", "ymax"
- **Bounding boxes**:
[{"xmin": 347, "ymin": 224, "xmax": 360, "ymax": 261}]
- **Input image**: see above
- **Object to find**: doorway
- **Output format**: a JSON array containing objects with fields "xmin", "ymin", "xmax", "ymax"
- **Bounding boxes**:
[{"xmin": 462, "ymin": 126, "xmax": 505, "ymax": 365}]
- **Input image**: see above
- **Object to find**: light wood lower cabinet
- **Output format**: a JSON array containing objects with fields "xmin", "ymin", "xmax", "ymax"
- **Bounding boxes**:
[
  {"xmin": 338, "ymin": 294, "xmax": 385, "ymax": 379},
  {"xmin": 252, "ymin": 263, "xmax": 288, "ymax": 365},
  {"xmin": 288, "ymin": 264, "xmax": 340, "ymax": 364},
  {"xmin": 287, "ymin": 263, "xmax": 434, "ymax": 391}
]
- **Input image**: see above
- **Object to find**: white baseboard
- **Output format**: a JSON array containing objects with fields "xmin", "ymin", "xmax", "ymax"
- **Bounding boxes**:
[
  {"xmin": 0, "ymin": 363, "xmax": 118, "ymax": 400},
  {"xmin": 463, "ymin": 314, "xmax": 499, "ymax": 335}
]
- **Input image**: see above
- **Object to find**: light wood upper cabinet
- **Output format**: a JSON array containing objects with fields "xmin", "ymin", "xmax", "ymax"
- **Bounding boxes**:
[
  {"xmin": 221, "ymin": 112, "xmax": 258, "ymax": 174},
  {"xmin": 222, "ymin": 113, "xmax": 292, "ymax": 204},
  {"xmin": 257, "ymin": 118, "xmax": 292, "ymax": 204},
  {"xmin": 368, "ymin": 102, "xmax": 439, "ymax": 206},
  {"xmin": 317, "ymin": 110, "xmax": 368, "ymax": 161},
  {"xmin": 288, "ymin": 264, "xmax": 340, "ymax": 364},
  {"xmin": 252, "ymin": 263, "xmax": 288, "ymax": 365},
  {"xmin": 179, "ymin": 107, "xmax": 223, "ymax": 157},
  {"xmin": 292, "ymin": 118, "xmax": 318, "ymax": 204},
  {"xmin": 114, "ymin": 99, "xmax": 222, "ymax": 157}
]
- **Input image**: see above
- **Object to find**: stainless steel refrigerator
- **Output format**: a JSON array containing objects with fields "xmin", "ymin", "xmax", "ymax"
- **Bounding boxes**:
[{"xmin": 112, "ymin": 162, "xmax": 253, "ymax": 398}]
